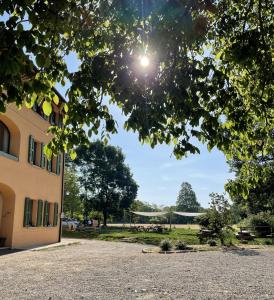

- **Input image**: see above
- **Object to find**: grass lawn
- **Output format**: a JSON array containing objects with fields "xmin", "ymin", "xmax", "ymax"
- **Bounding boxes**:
[
  {"xmin": 62, "ymin": 226, "xmax": 273, "ymax": 246},
  {"xmin": 63, "ymin": 227, "xmax": 200, "ymax": 245}
]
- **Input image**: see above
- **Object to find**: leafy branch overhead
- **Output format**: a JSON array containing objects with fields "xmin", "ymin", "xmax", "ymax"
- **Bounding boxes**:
[{"xmin": 0, "ymin": 1, "xmax": 273, "ymax": 194}]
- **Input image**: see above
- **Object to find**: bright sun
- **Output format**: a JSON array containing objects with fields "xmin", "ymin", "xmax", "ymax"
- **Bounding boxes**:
[{"xmin": 140, "ymin": 55, "xmax": 150, "ymax": 67}]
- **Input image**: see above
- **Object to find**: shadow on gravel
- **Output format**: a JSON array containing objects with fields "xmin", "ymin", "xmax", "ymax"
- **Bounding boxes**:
[
  {"xmin": 0, "ymin": 248, "xmax": 24, "ymax": 256},
  {"xmin": 223, "ymin": 248, "xmax": 261, "ymax": 256}
]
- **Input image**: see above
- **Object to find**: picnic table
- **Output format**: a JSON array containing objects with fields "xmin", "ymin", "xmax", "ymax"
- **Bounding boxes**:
[
  {"xmin": 236, "ymin": 230, "xmax": 255, "ymax": 241},
  {"xmin": 197, "ymin": 229, "xmax": 216, "ymax": 242}
]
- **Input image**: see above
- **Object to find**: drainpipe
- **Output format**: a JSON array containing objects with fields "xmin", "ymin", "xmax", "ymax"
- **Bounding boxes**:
[{"xmin": 58, "ymin": 152, "xmax": 65, "ymax": 242}]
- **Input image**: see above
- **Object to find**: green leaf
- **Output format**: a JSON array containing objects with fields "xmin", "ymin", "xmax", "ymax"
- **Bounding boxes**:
[
  {"xmin": 36, "ymin": 54, "xmax": 45, "ymax": 67},
  {"xmin": 42, "ymin": 101, "xmax": 52, "ymax": 116},
  {"xmin": 53, "ymin": 94, "xmax": 59, "ymax": 105},
  {"xmin": 70, "ymin": 150, "xmax": 77, "ymax": 160},
  {"xmin": 64, "ymin": 103, "xmax": 68, "ymax": 113},
  {"xmin": 44, "ymin": 145, "xmax": 52, "ymax": 159}
]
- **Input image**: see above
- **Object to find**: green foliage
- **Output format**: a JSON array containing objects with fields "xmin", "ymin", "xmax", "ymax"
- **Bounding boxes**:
[
  {"xmin": 1, "ymin": 1, "xmax": 273, "ymax": 198},
  {"xmin": 75, "ymin": 140, "xmax": 138, "ymax": 226},
  {"xmin": 175, "ymin": 240, "xmax": 188, "ymax": 250},
  {"xmin": 63, "ymin": 167, "xmax": 82, "ymax": 218},
  {"xmin": 176, "ymin": 182, "xmax": 201, "ymax": 212},
  {"xmin": 240, "ymin": 212, "xmax": 274, "ymax": 237},
  {"xmin": 206, "ymin": 193, "xmax": 232, "ymax": 245},
  {"xmin": 160, "ymin": 239, "xmax": 173, "ymax": 251},
  {"xmin": 226, "ymin": 156, "xmax": 274, "ymax": 214},
  {"xmin": 196, "ymin": 213, "xmax": 210, "ymax": 228}
]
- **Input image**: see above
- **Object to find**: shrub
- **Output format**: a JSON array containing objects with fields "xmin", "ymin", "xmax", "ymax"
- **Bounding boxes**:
[
  {"xmin": 208, "ymin": 239, "xmax": 217, "ymax": 247},
  {"xmin": 241, "ymin": 240, "xmax": 248, "ymax": 244},
  {"xmin": 264, "ymin": 240, "xmax": 272, "ymax": 245},
  {"xmin": 160, "ymin": 239, "xmax": 173, "ymax": 251},
  {"xmin": 175, "ymin": 240, "xmax": 188, "ymax": 250},
  {"xmin": 196, "ymin": 214, "xmax": 210, "ymax": 228},
  {"xmin": 240, "ymin": 212, "xmax": 274, "ymax": 237}
]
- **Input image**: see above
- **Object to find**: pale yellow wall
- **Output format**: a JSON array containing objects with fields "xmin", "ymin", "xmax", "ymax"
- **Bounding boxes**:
[{"xmin": 0, "ymin": 104, "xmax": 63, "ymax": 248}]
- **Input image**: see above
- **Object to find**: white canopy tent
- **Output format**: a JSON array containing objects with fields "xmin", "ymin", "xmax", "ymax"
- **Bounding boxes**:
[
  {"xmin": 131, "ymin": 211, "xmax": 169, "ymax": 217},
  {"xmin": 130, "ymin": 211, "xmax": 205, "ymax": 229},
  {"xmin": 173, "ymin": 212, "xmax": 205, "ymax": 217}
]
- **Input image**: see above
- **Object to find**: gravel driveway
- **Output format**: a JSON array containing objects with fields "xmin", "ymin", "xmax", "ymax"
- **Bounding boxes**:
[{"xmin": 0, "ymin": 239, "xmax": 273, "ymax": 300}]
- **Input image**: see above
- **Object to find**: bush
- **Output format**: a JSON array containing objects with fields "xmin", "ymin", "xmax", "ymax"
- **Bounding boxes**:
[
  {"xmin": 264, "ymin": 240, "xmax": 272, "ymax": 245},
  {"xmin": 240, "ymin": 212, "xmax": 274, "ymax": 237},
  {"xmin": 196, "ymin": 214, "xmax": 210, "ymax": 228},
  {"xmin": 208, "ymin": 239, "xmax": 217, "ymax": 247},
  {"xmin": 160, "ymin": 239, "xmax": 173, "ymax": 251},
  {"xmin": 175, "ymin": 240, "xmax": 188, "ymax": 250}
]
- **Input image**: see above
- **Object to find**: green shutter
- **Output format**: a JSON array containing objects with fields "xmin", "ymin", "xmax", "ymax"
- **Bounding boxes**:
[
  {"xmin": 56, "ymin": 155, "xmax": 61, "ymax": 175},
  {"xmin": 28, "ymin": 136, "xmax": 35, "ymax": 164},
  {"xmin": 53, "ymin": 203, "xmax": 59, "ymax": 226},
  {"xmin": 40, "ymin": 143, "xmax": 46, "ymax": 168},
  {"xmin": 23, "ymin": 198, "xmax": 33, "ymax": 227},
  {"xmin": 23, "ymin": 198, "xmax": 30, "ymax": 226},
  {"xmin": 47, "ymin": 158, "xmax": 52, "ymax": 172},
  {"xmin": 37, "ymin": 200, "xmax": 43, "ymax": 226},
  {"xmin": 50, "ymin": 112, "xmax": 55, "ymax": 125},
  {"xmin": 58, "ymin": 114, "xmax": 63, "ymax": 128},
  {"xmin": 43, "ymin": 201, "xmax": 49, "ymax": 226},
  {"xmin": 32, "ymin": 102, "xmax": 38, "ymax": 112}
]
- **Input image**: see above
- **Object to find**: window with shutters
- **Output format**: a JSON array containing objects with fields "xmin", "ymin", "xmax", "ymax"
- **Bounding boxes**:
[
  {"xmin": 28, "ymin": 136, "xmax": 43, "ymax": 167},
  {"xmin": 23, "ymin": 198, "xmax": 33, "ymax": 227}
]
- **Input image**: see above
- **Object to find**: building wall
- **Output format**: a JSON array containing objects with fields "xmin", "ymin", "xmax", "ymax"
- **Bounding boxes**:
[{"xmin": 0, "ymin": 104, "xmax": 63, "ymax": 248}]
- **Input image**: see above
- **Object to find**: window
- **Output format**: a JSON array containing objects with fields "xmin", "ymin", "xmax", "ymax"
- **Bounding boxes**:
[
  {"xmin": 0, "ymin": 121, "xmax": 10, "ymax": 153},
  {"xmin": 28, "ymin": 136, "xmax": 47, "ymax": 168},
  {"xmin": 23, "ymin": 198, "xmax": 33, "ymax": 227}
]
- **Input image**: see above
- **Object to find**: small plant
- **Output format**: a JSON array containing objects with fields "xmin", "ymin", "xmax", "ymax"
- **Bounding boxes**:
[
  {"xmin": 175, "ymin": 240, "xmax": 188, "ymax": 250},
  {"xmin": 208, "ymin": 239, "xmax": 217, "ymax": 247},
  {"xmin": 264, "ymin": 240, "xmax": 272, "ymax": 245},
  {"xmin": 241, "ymin": 240, "xmax": 248, "ymax": 244},
  {"xmin": 160, "ymin": 239, "xmax": 173, "ymax": 251}
]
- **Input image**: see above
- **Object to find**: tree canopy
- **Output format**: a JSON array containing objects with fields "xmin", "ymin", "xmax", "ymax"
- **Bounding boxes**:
[
  {"xmin": 63, "ymin": 166, "xmax": 82, "ymax": 218},
  {"xmin": 176, "ymin": 182, "xmax": 201, "ymax": 212},
  {"xmin": 1, "ymin": 0, "xmax": 273, "ymax": 196},
  {"xmin": 75, "ymin": 140, "xmax": 138, "ymax": 226},
  {"xmin": 226, "ymin": 155, "xmax": 274, "ymax": 214}
]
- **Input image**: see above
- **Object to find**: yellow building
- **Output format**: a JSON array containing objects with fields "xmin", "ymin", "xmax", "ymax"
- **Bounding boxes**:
[{"xmin": 0, "ymin": 92, "xmax": 64, "ymax": 249}]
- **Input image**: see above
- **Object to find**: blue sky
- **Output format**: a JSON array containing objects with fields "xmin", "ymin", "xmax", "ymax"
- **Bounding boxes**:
[{"xmin": 56, "ymin": 53, "xmax": 235, "ymax": 208}]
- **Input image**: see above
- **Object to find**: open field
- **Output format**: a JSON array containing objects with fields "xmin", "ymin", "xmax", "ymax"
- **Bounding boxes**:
[{"xmin": 0, "ymin": 239, "xmax": 274, "ymax": 299}]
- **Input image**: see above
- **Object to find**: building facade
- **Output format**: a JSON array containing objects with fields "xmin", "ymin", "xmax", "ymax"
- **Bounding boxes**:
[{"xmin": 0, "ymin": 99, "xmax": 64, "ymax": 249}]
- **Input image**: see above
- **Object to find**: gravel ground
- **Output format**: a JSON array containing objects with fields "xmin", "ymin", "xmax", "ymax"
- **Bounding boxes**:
[{"xmin": 0, "ymin": 239, "xmax": 273, "ymax": 300}]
